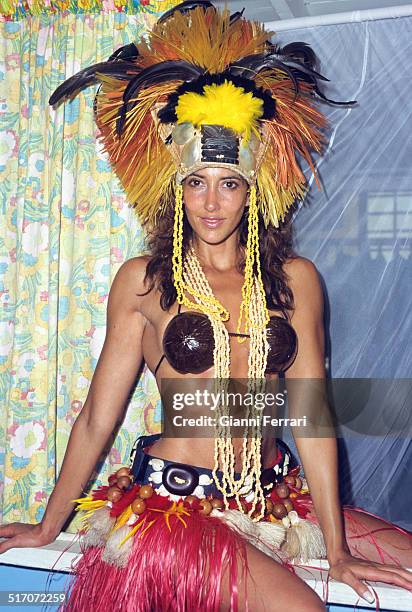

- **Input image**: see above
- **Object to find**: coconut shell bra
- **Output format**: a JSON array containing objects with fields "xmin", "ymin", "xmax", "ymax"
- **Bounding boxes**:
[{"xmin": 154, "ymin": 303, "xmax": 298, "ymax": 376}]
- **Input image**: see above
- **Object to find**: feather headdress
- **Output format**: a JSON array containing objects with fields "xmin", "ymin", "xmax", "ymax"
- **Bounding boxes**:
[{"xmin": 49, "ymin": 0, "xmax": 355, "ymax": 229}]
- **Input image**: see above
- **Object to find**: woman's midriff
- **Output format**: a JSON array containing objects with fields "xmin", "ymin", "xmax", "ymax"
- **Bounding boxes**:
[
  {"xmin": 154, "ymin": 374, "xmax": 283, "ymax": 471},
  {"xmin": 146, "ymin": 436, "xmax": 279, "ymax": 472}
]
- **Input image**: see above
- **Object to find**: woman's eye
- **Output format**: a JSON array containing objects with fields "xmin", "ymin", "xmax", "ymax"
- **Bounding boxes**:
[
  {"xmin": 188, "ymin": 179, "xmax": 201, "ymax": 187},
  {"xmin": 224, "ymin": 181, "xmax": 238, "ymax": 189}
]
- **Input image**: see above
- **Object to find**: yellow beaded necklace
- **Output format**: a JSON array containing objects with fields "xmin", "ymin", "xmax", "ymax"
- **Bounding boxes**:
[{"xmin": 172, "ymin": 183, "xmax": 270, "ymax": 521}]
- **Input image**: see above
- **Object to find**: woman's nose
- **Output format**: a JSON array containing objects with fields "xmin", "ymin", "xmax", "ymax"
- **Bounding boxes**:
[{"xmin": 204, "ymin": 187, "xmax": 220, "ymax": 212}]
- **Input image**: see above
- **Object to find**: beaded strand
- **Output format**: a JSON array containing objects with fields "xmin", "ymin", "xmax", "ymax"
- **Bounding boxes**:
[{"xmin": 172, "ymin": 184, "xmax": 269, "ymax": 521}]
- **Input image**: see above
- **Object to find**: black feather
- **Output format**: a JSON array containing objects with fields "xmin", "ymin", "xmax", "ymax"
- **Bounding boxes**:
[
  {"xmin": 271, "ymin": 42, "xmax": 318, "ymax": 70},
  {"xmin": 312, "ymin": 85, "xmax": 357, "ymax": 106},
  {"xmin": 230, "ymin": 52, "xmax": 328, "ymax": 82},
  {"xmin": 108, "ymin": 42, "xmax": 139, "ymax": 63},
  {"xmin": 254, "ymin": 50, "xmax": 357, "ymax": 106},
  {"xmin": 49, "ymin": 61, "xmax": 140, "ymax": 106},
  {"xmin": 229, "ymin": 8, "xmax": 245, "ymax": 24},
  {"xmin": 230, "ymin": 47, "xmax": 356, "ymax": 106},
  {"xmin": 157, "ymin": 0, "xmax": 214, "ymax": 25},
  {"xmin": 229, "ymin": 54, "xmax": 297, "ymax": 99},
  {"xmin": 228, "ymin": 52, "xmax": 330, "ymax": 103},
  {"xmin": 116, "ymin": 60, "xmax": 204, "ymax": 136}
]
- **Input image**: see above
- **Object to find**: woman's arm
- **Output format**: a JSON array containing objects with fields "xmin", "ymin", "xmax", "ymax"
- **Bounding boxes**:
[
  {"xmin": 0, "ymin": 257, "xmax": 149, "ymax": 552},
  {"xmin": 283, "ymin": 257, "xmax": 349, "ymax": 561},
  {"xmin": 283, "ymin": 257, "xmax": 412, "ymax": 599}
]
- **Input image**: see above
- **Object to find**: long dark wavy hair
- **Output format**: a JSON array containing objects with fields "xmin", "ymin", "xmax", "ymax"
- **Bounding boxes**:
[{"xmin": 140, "ymin": 188, "xmax": 298, "ymax": 318}]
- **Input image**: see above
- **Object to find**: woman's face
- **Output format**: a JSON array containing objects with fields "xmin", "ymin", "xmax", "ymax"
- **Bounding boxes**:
[{"xmin": 183, "ymin": 167, "xmax": 249, "ymax": 245}]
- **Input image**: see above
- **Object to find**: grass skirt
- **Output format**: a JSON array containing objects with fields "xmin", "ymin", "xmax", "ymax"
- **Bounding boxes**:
[{"xmin": 59, "ymin": 437, "xmax": 410, "ymax": 611}]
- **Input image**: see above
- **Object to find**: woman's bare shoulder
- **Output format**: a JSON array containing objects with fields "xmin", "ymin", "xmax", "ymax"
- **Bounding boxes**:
[
  {"xmin": 282, "ymin": 256, "xmax": 323, "ymax": 315},
  {"xmin": 117, "ymin": 255, "xmax": 151, "ymax": 280},
  {"xmin": 282, "ymin": 255, "xmax": 320, "ymax": 288},
  {"xmin": 109, "ymin": 255, "xmax": 153, "ymax": 309}
]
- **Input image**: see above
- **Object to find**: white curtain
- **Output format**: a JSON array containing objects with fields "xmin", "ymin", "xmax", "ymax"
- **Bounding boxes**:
[{"xmin": 278, "ymin": 15, "xmax": 412, "ymax": 530}]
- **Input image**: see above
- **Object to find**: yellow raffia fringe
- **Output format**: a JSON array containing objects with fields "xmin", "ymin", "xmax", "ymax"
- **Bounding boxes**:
[
  {"xmin": 176, "ymin": 81, "xmax": 264, "ymax": 142},
  {"xmin": 72, "ymin": 494, "xmax": 193, "ymax": 547},
  {"xmin": 71, "ymin": 496, "xmax": 107, "ymax": 528},
  {"xmin": 72, "ymin": 496, "xmax": 107, "ymax": 511},
  {"xmin": 119, "ymin": 518, "xmax": 147, "ymax": 547},
  {"xmin": 138, "ymin": 519, "xmax": 157, "ymax": 538},
  {"xmin": 112, "ymin": 499, "xmax": 191, "ymax": 538},
  {"xmin": 150, "ymin": 500, "xmax": 191, "ymax": 532},
  {"xmin": 118, "ymin": 501, "xmax": 191, "ymax": 546},
  {"xmin": 111, "ymin": 505, "xmax": 133, "ymax": 533}
]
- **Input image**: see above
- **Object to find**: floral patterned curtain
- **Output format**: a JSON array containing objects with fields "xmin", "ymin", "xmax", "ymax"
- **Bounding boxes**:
[{"xmin": 0, "ymin": 2, "xmax": 178, "ymax": 531}]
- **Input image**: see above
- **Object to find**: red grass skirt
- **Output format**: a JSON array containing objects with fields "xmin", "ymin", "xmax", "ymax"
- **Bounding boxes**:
[
  {"xmin": 60, "ymin": 470, "xmax": 411, "ymax": 611},
  {"xmin": 60, "ymin": 462, "xmax": 328, "ymax": 612}
]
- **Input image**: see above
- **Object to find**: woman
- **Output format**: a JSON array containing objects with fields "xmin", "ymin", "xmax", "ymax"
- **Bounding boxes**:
[{"xmin": 0, "ymin": 2, "xmax": 411, "ymax": 610}]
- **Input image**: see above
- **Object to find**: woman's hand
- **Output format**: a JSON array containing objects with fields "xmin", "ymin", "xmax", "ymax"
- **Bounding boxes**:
[
  {"xmin": 0, "ymin": 522, "xmax": 58, "ymax": 555},
  {"xmin": 328, "ymin": 550, "xmax": 412, "ymax": 603}
]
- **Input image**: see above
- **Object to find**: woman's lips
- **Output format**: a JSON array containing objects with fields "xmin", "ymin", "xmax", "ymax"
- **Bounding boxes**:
[{"xmin": 200, "ymin": 218, "xmax": 225, "ymax": 229}]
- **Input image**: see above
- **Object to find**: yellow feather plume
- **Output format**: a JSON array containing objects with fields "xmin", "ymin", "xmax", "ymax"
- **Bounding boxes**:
[{"xmin": 176, "ymin": 81, "xmax": 264, "ymax": 140}]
